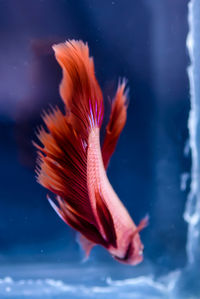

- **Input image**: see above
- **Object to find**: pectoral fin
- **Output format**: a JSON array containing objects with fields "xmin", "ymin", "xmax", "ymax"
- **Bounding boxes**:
[{"xmin": 133, "ymin": 215, "xmax": 149, "ymax": 236}]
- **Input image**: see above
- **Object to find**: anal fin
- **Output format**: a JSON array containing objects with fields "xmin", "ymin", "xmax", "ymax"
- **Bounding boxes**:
[{"xmin": 77, "ymin": 233, "xmax": 95, "ymax": 259}]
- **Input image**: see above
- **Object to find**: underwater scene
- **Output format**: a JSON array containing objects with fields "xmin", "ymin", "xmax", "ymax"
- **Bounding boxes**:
[{"xmin": 0, "ymin": 0, "xmax": 199, "ymax": 298}]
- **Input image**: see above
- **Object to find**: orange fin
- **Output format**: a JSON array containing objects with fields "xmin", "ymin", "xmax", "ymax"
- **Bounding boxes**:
[
  {"xmin": 53, "ymin": 40, "xmax": 104, "ymax": 136},
  {"xmin": 78, "ymin": 233, "xmax": 95, "ymax": 259},
  {"xmin": 102, "ymin": 80, "xmax": 128, "ymax": 169}
]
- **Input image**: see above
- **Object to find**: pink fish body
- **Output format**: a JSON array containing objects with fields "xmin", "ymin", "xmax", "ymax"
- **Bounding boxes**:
[{"xmin": 35, "ymin": 40, "xmax": 147, "ymax": 265}]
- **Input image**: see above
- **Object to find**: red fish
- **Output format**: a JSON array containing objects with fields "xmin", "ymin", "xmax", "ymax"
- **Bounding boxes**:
[{"xmin": 35, "ymin": 40, "xmax": 147, "ymax": 265}]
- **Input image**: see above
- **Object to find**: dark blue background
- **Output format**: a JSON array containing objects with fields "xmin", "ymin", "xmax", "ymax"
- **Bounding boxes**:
[{"xmin": 0, "ymin": 0, "xmax": 190, "ymax": 273}]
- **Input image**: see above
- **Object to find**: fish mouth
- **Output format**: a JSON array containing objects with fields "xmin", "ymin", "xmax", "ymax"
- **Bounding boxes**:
[
  {"xmin": 113, "ymin": 253, "xmax": 143, "ymax": 265},
  {"xmin": 113, "ymin": 242, "xmax": 135, "ymax": 262},
  {"xmin": 113, "ymin": 242, "xmax": 144, "ymax": 265},
  {"xmin": 115, "ymin": 241, "xmax": 133, "ymax": 262}
]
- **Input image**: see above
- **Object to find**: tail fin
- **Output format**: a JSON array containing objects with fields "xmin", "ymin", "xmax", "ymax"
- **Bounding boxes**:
[
  {"xmin": 53, "ymin": 40, "xmax": 104, "ymax": 137},
  {"xmin": 34, "ymin": 40, "xmax": 109, "ymax": 252},
  {"xmin": 102, "ymin": 81, "xmax": 128, "ymax": 169}
]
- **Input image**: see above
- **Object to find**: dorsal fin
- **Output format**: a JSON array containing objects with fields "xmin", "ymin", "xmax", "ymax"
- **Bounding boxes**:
[{"xmin": 101, "ymin": 81, "xmax": 128, "ymax": 169}]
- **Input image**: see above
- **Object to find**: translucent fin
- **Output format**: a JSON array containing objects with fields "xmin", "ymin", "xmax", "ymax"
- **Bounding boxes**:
[{"xmin": 78, "ymin": 233, "xmax": 95, "ymax": 259}]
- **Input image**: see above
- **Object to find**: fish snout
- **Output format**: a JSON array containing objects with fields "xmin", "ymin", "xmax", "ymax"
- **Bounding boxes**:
[
  {"xmin": 130, "ymin": 249, "xmax": 143, "ymax": 265},
  {"xmin": 112, "ymin": 235, "xmax": 144, "ymax": 266}
]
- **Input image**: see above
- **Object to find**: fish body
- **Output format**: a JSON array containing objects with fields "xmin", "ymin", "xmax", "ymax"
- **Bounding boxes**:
[
  {"xmin": 35, "ymin": 40, "xmax": 147, "ymax": 265},
  {"xmin": 87, "ymin": 128, "xmax": 137, "ymax": 260}
]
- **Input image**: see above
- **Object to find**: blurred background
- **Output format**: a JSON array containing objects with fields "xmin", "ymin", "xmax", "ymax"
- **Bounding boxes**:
[{"xmin": 0, "ymin": 0, "xmax": 190, "ymax": 275}]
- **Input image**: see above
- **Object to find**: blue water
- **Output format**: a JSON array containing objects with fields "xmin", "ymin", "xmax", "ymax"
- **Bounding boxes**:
[
  {"xmin": 0, "ymin": 263, "xmax": 199, "ymax": 298},
  {"xmin": 0, "ymin": 263, "xmax": 180, "ymax": 298}
]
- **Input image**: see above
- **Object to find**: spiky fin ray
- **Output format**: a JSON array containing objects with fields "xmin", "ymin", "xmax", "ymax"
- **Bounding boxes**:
[{"xmin": 102, "ymin": 81, "xmax": 128, "ymax": 169}]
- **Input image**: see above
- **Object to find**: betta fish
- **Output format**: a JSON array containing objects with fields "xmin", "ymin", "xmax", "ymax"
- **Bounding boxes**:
[{"xmin": 35, "ymin": 40, "xmax": 148, "ymax": 265}]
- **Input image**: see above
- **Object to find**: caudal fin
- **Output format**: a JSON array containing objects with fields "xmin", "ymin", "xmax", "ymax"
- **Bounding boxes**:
[
  {"xmin": 53, "ymin": 40, "xmax": 104, "ymax": 137},
  {"xmin": 34, "ymin": 40, "xmax": 110, "ymax": 253}
]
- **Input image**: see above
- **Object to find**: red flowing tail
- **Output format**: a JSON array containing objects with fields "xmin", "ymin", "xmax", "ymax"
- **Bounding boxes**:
[
  {"xmin": 35, "ymin": 40, "xmax": 128, "ymax": 256},
  {"xmin": 35, "ymin": 40, "xmax": 106, "ymax": 247},
  {"xmin": 53, "ymin": 40, "xmax": 104, "ymax": 136}
]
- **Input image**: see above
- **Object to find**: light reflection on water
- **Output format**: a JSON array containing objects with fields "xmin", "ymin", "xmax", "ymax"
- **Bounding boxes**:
[{"xmin": 0, "ymin": 263, "xmax": 179, "ymax": 299}]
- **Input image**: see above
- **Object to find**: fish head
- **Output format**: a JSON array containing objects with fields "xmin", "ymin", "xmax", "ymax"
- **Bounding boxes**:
[
  {"xmin": 121, "ymin": 215, "xmax": 148, "ymax": 265},
  {"xmin": 127, "ymin": 233, "xmax": 144, "ymax": 265},
  {"xmin": 113, "ymin": 232, "xmax": 144, "ymax": 266}
]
